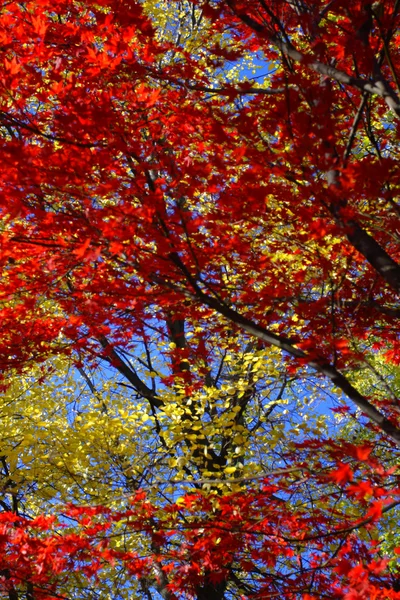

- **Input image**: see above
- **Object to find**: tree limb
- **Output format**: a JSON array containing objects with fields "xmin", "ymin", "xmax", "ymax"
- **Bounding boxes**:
[{"xmin": 168, "ymin": 252, "xmax": 400, "ymax": 446}]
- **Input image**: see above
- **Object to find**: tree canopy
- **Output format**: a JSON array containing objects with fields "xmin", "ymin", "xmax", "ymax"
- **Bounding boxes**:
[{"xmin": 0, "ymin": 0, "xmax": 400, "ymax": 599}]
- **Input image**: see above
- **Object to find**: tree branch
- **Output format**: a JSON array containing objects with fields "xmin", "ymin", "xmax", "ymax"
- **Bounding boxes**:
[
  {"xmin": 226, "ymin": 3, "xmax": 400, "ymax": 117},
  {"xmin": 168, "ymin": 252, "xmax": 400, "ymax": 446},
  {"xmin": 99, "ymin": 336, "xmax": 162, "ymax": 409},
  {"xmin": 331, "ymin": 213, "xmax": 400, "ymax": 293}
]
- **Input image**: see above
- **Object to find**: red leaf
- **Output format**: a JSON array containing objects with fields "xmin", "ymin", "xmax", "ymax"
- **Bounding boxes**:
[
  {"xmin": 366, "ymin": 501, "xmax": 383, "ymax": 522},
  {"xmin": 329, "ymin": 463, "xmax": 353, "ymax": 485}
]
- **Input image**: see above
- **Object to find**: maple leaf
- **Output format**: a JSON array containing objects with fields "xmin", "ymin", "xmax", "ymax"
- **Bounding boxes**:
[
  {"xmin": 31, "ymin": 15, "xmax": 48, "ymax": 36},
  {"xmin": 329, "ymin": 463, "xmax": 354, "ymax": 485},
  {"xmin": 354, "ymin": 445, "xmax": 372, "ymax": 461},
  {"xmin": 366, "ymin": 501, "xmax": 383, "ymax": 522},
  {"xmin": 334, "ymin": 558, "xmax": 353, "ymax": 576},
  {"xmin": 347, "ymin": 480, "xmax": 373, "ymax": 500},
  {"xmin": 4, "ymin": 56, "xmax": 21, "ymax": 75},
  {"xmin": 73, "ymin": 238, "xmax": 92, "ymax": 258}
]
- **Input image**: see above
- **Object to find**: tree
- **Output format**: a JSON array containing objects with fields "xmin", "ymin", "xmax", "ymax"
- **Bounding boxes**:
[{"xmin": 0, "ymin": 0, "xmax": 400, "ymax": 598}]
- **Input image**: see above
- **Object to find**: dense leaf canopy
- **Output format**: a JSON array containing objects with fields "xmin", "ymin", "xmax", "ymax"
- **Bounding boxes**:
[{"xmin": 0, "ymin": 0, "xmax": 399, "ymax": 599}]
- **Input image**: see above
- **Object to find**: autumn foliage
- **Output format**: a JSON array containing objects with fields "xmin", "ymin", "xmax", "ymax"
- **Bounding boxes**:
[
  {"xmin": 1, "ymin": 461, "xmax": 400, "ymax": 600},
  {"xmin": 0, "ymin": 0, "xmax": 400, "ymax": 598}
]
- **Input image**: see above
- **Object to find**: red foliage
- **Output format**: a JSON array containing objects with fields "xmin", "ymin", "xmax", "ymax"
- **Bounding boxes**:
[
  {"xmin": 0, "ymin": 0, "xmax": 397, "ymax": 371},
  {"xmin": 1, "ymin": 460, "xmax": 400, "ymax": 599},
  {"xmin": 0, "ymin": 0, "xmax": 399, "ymax": 597}
]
